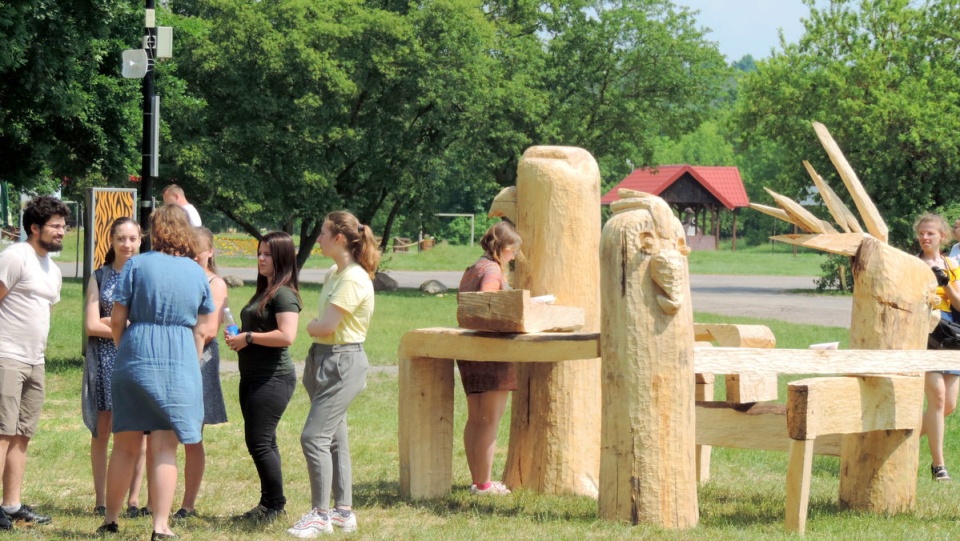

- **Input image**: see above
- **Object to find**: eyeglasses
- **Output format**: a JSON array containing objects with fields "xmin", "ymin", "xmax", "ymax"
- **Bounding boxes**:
[{"xmin": 43, "ymin": 224, "xmax": 66, "ymax": 232}]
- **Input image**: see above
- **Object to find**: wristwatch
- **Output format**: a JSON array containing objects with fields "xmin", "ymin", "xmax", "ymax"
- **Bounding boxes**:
[{"xmin": 245, "ymin": 332, "xmax": 253, "ymax": 345}]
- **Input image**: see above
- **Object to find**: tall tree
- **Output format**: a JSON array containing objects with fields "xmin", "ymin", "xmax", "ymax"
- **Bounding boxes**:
[
  {"xmin": 0, "ymin": 0, "xmax": 142, "ymax": 190},
  {"xmin": 734, "ymin": 0, "xmax": 960, "ymax": 245}
]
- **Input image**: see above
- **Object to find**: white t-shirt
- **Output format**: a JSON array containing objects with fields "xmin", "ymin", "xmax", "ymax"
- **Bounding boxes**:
[
  {"xmin": 0, "ymin": 242, "xmax": 62, "ymax": 365},
  {"xmin": 949, "ymin": 243, "xmax": 960, "ymax": 265},
  {"xmin": 182, "ymin": 203, "xmax": 202, "ymax": 226}
]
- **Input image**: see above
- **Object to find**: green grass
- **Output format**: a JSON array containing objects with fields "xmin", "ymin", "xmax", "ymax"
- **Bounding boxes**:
[
  {"xmin": 32, "ymin": 280, "xmax": 960, "ymax": 539},
  {"xmin": 51, "ymin": 229, "xmax": 832, "ymax": 276}
]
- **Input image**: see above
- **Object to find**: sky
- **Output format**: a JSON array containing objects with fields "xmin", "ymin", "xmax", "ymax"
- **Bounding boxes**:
[{"xmin": 676, "ymin": 0, "xmax": 826, "ymax": 61}]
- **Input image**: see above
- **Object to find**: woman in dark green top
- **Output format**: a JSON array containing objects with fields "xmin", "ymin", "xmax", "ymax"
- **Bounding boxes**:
[{"xmin": 224, "ymin": 232, "xmax": 301, "ymax": 522}]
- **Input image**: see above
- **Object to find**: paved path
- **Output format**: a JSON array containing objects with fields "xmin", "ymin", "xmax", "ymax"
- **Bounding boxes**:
[{"xmin": 59, "ymin": 262, "xmax": 851, "ymax": 328}]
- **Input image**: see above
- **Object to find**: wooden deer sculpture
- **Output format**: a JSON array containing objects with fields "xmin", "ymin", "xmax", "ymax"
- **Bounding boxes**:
[{"xmin": 751, "ymin": 122, "xmax": 938, "ymax": 513}]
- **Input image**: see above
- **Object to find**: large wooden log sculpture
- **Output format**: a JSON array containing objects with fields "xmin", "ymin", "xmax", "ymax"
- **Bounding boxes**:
[
  {"xmin": 598, "ymin": 191, "xmax": 698, "ymax": 528},
  {"xmin": 752, "ymin": 122, "xmax": 938, "ymax": 517},
  {"xmin": 490, "ymin": 146, "xmax": 602, "ymax": 496}
]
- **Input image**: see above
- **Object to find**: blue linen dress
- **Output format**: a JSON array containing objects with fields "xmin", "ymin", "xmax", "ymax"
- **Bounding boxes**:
[{"xmin": 111, "ymin": 252, "xmax": 214, "ymax": 444}]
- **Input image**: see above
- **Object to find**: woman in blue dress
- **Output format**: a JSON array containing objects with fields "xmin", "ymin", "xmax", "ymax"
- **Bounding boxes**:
[
  {"xmin": 97, "ymin": 205, "xmax": 214, "ymax": 540},
  {"xmin": 82, "ymin": 217, "xmax": 146, "ymax": 516}
]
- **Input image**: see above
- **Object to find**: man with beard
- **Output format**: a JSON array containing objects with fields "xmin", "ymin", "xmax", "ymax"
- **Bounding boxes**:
[{"xmin": 0, "ymin": 195, "xmax": 69, "ymax": 530}]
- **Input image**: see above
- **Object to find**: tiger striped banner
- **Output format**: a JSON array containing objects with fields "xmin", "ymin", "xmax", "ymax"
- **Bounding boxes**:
[{"xmin": 84, "ymin": 188, "xmax": 138, "ymax": 277}]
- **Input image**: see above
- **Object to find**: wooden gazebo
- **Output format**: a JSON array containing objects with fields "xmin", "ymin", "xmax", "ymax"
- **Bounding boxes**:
[{"xmin": 601, "ymin": 165, "xmax": 749, "ymax": 250}]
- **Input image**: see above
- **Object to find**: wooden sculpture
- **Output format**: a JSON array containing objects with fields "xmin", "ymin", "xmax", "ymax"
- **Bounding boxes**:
[
  {"xmin": 489, "ymin": 146, "xmax": 602, "ymax": 497},
  {"xmin": 750, "ymin": 122, "xmax": 937, "ymax": 514},
  {"xmin": 598, "ymin": 191, "xmax": 698, "ymax": 528}
]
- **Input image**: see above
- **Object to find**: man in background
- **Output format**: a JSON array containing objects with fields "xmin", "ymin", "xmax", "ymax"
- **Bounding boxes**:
[
  {"xmin": 161, "ymin": 184, "xmax": 202, "ymax": 226},
  {"xmin": 0, "ymin": 195, "xmax": 69, "ymax": 530}
]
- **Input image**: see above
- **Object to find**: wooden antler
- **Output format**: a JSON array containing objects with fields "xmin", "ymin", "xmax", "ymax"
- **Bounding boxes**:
[
  {"xmin": 812, "ymin": 122, "xmax": 887, "ymax": 243},
  {"xmin": 763, "ymin": 188, "xmax": 838, "ymax": 234},
  {"xmin": 802, "ymin": 160, "xmax": 863, "ymax": 234}
]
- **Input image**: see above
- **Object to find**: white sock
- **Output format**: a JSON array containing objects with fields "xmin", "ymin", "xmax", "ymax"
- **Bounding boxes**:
[{"xmin": 1, "ymin": 504, "xmax": 20, "ymax": 514}]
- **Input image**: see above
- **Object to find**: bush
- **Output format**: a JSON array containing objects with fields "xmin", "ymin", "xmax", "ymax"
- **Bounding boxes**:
[{"xmin": 815, "ymin": 254, "xmax": 854, "ymax": 292}]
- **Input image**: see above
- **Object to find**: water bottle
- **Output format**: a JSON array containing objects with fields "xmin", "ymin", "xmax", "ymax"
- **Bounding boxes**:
[{"xmin": 223, "ymin": 307, "xmax": 239, "ymax": 337}]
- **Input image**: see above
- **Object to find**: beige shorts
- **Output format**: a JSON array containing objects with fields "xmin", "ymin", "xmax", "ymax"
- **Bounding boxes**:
[{"xmin": 0, "ymin": 361, "xmax": 45, "ymax": 437}]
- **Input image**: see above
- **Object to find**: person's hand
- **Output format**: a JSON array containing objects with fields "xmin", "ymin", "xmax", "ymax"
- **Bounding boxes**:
[{"xmin": 225, "ymin": 331, "xmax": 248, "ymax": 352}]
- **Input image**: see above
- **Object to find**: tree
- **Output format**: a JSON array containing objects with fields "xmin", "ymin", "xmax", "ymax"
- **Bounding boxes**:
[
  {"xmin": 733, "ymin": 0, "xmax": 960, "ymax": 245},
  {"xmin": 0, "ymin": 0, "xmax": 142, "ymax": 191}
]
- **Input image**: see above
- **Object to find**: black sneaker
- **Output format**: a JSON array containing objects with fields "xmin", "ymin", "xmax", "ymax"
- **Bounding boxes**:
[
  {"xmin": 235, "ymin": 504, "xmax": 284, "ymax": 523},
  {"xmin": 96, "ymin": 521, "xmax": 119, "ymax": 535},
  {"xmin": 94, "ymin": 505, "xmax": 106, "ymax": 516},
  {"xmin": 172, "ymin": 508, "xmax": 197, "ymax": 520},
  {"xmin": 125, "ymin": 505, "xmax": 140, "ymax": 518},
  {"xmin": 7, "ymin": 504, "xmax": 51, "ymax": 524},
  {"xmin": 139, "ymin": 507, "xmax": 152, "ymax": 517},
  {"xmin": 0, "ymin": 509, "xmax": 10, "ymax": 531}
]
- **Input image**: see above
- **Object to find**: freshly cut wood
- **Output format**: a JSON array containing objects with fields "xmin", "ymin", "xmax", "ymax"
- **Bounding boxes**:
[
  {"xmin": 812, "ymin": 122, "xmax": 888, "ymax": 242},
  {"xmin": 695, "ymin": 374, "xmax": 715, "ymax": 483},
  {"xmin": 694, "ymin": 323, "xmax": 776, "ymax": 348},
  {"xmin": 770, "ymin": 233, "xmax": 862, "ymax": 256},
  {"xmin": 694, "ymin": 346, "xmax": 959, "ymax": 374},
  {"xmin": 695, "ymin": 401, "xmax": 841, "ymax": 455},
  {"xmin": 456, "ymin": 289, "xmax": 584, "ymax": 333},
  {"xmin": 785, "ymin": 439, "xmax": 815, "ymax": 534},
  {"xmin": 802, "ymin": 160, "xmax": 863, "ymax": 233},
  {"xmin": 600, "ymin": 193, "xmax": 698, "ymax": 528},
  {"xmin": 488, "ymin": 186, "xmax": 517, "ymax": 222},
  {"xmin": 504, "ymin": 145, "xmax": 602, "ymax": 497},
  {"xmin": 787, "ymin": 375, "xmax": 922, "ymax": 440},
  {"xmin": 750, "ymin": 203, "xmax": 797, "ymax": 225},
  {"xmin": 398, "ymin": 356, "xmax": 454, "ymax": 499},
  {"xmin": 398, "ymin": 327, "xmax": 600, "ymax": 363},
  {"xmin": 726, "ymin": 373, "xmax": 778, "ymax": 403},
  {"xmin": 764, "ymin": 188, "xmax": 826, "ymax": 233}
]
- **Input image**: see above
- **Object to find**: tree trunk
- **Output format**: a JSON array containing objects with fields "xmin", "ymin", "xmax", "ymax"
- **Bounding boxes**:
[
  {"xmin": 296, "ymin": 218, "xmax": 323, "ymax": 270},
  {"xmin": 501, "ymin": 146, "xmax": 601, "ymax": 497},
  {"xmin": 598, "ymin": 193, "xmax": 698, "ymax": 529}
]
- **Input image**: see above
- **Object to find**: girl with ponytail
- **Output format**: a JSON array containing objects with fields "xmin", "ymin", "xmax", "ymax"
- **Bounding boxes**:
[{"xmin": 286, "ymin": 211, "xmax": 378, "ymax": 537}]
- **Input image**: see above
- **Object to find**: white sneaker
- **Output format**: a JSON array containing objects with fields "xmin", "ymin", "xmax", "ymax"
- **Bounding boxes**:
[
  {"xmin": 286, "ymin": 509, "xmax": 333, "ymax": 538},
  {"xmin": 329, "ymin": 508, "xmax": 358, "ymax": 532},
  {"xmin": 469, "ymin": 481, "xmax": 511, "ymax": 495}
]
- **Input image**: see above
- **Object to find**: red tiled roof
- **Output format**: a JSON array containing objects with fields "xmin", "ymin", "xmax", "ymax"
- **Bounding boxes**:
[{"xmin": 601, "ymin": 165, "xmax": 749, "ymax": 210}]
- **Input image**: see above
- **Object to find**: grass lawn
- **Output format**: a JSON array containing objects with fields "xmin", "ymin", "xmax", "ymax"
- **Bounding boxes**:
[{"xmin": 27, "ymin": 279, "xmax": 960, "ymax": 539}]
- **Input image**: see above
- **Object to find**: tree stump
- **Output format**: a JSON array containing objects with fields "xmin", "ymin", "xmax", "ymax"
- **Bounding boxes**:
[
  {"xmin": 500, "ymin": 146, "xmax": 602, "ymax": 497},
  {"xmin": 598, "ymin": 192, "xmax": 698, "ymax": 528},
  {"xmin": 839, "ymin": 236, "xmax": 934, "ymax": 513}
]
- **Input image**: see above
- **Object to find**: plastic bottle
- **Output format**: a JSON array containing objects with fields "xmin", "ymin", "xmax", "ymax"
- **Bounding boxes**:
[{"xmin": 223, "ymin": 307, "xmax": 239, "ymax": 337}]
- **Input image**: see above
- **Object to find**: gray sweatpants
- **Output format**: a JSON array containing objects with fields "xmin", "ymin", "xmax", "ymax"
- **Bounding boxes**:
[{"xmin": 300, "ymin": 343, "xmax": 369, "ymax": 510}]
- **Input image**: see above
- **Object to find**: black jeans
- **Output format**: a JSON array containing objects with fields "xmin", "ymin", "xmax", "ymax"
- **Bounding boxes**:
[{"xmin": 239, "ymin": 371, "xmax": 296, "ymax": 510}]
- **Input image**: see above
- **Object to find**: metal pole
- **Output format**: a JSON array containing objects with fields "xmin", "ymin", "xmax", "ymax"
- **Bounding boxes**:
[{"xmin": 140, "ymin": 0, "xmax": 157, "ymax": 250}]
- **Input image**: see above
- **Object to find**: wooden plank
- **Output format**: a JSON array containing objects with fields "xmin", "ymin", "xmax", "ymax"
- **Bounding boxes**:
[
  {"xmin": 786, "ymin": 375, "xmax": 923, "ymax": 439},
  {"xmin": 785, "ymin": 439, "xmax": 814, "ymax": 534},
  {"xmin": 812, "ymin": 122, "xmax": 888, "ymax": 243},
  {"xmin": 802, "ymin": 160, "xmax": 863, "ymax": 234},
  {"xmin": 398, "ymin": 356, "xmax": 454, "ymax": 499},
  {"xmin": 399, "ymin": 328, "xmax": 600, "ymax": 363},
  {"xmin": 695, "ymin": 402, "xmax": 840, "ymax": 455},
  {"xmin": 457, "ymin": 289, "xmax": 585, "ymax": 333},
  {"xmin": 770, "ymin": 233, "xmax": 862, "ymax": 256},
  {"xmin": 726, "ymin": 373, "xmax": 779, "ymax": 403},
  {"xmin": 749, "ymin": 202, "xmax": 798, "ymax": 226},
  {"xmin": 695, "ymin": 375, "xmax": 715, "ymax": 483},
  {"xmin": 764, "ymin": 188, "xmax": 826, "ymax": 233},
  {"xmin": 694, "ymin": 323, "xmax": 776, "ymax": 348},
  {"xmin": 695, "ymin": 347, "xmax": 960, "ymax": 374}
]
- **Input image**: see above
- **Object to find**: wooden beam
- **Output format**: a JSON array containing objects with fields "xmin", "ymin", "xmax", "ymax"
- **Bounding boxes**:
[
  {"xmin": 695, "ymin": 347, "xmax": 960, "ymax": 374},
  {"xmin": 695, "ymin": 402, "xmax": 840, "ymax": 455},
  {"xmin": 785, "ymin": 439, "xmax": 815, "ymax": 534},
  {"xmin": 770, "ymin": 233, "xmax": 863, "ymax": 257},
  {"xmin": 812, "ymin": 122, "xmax": 888, "ymax": 242},
  {"xmin": 764, "ymin": 188, "xmax": 826, "ymax": 233},
  {"xmin": 399, "ymin": 328, "xmax": 600, "ymax": 363},
  {"xmin": 750, "ymin": 202, "xmax": 796, "ymax": 225},
  {"xmin": 802, "ymin": 160, "xmax": 863, "ymax": 234},
  {"xmin": 694, "ymin": 323, "xmax": 776, "ymax": 348},
  {"xmin": 457, "ymin": 289, "xmax": 585, "ymax": 333},
  {"xmin": 786, "ymin": 375, "xmax": 923, "ymax": 440},
  {"xmin": 398, "ymin": 356, "xmax": 455, "ymax": 499}
]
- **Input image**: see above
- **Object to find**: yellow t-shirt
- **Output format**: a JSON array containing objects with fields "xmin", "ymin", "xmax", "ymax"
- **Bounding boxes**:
[
  {"xmin": 935, "ymin": 257, "xmax": 959, "ymax": 313},
  {"xmin": 315, "ymin": 263, "xmax": 374, "ymax": 345}
]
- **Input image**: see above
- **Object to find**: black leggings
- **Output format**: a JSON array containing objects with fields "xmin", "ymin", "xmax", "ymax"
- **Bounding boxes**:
[{"xmin": 239, "ymin": 371, "xmax": 296, "ymax": 510}]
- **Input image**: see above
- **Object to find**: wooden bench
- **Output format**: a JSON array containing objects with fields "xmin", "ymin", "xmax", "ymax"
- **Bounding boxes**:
[{"xmin": 392, "ymin": 237, "xmax": 416, "ymax": 253}]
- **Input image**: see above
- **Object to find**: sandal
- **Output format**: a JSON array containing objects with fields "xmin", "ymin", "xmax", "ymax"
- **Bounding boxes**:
[{"xmin": 932, "ymin": 464, "xmax": 951, "ymax": 481}]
